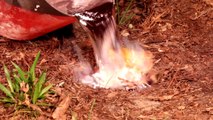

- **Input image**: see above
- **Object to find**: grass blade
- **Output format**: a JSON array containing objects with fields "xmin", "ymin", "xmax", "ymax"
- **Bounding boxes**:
[
  {"xmin": 14, "ymin": 80, "xmax": 20, "ymax": 93},
  {"xmin": 19, "ymin": 92, "xmax": 25, "ymax": 101},
  {"xmin": 120, "ymin": 13, "xmax": 135, "ymax": 25},
  {"xmin": 39, "ymin": 84, "xmax": 53, "ymax": 98},
  {"xmin": 119, "ymin": 0, "xmax": 134, "ymax": 25},
  {"xmin": 30, "ymin": 51, "xmax": 40, "ymax": 82},
  {"xmin": 12, "ymin": 62, "xmax": 28, "ymax": 82},
  {"xmin": 13, "ymin": 74, "xmax": 22, "ymax": 93},
  {"xmin": 32, "ymin": 82, "xmax": 40, "ymax": 104},
  {"xmin": 3, "ymin": 65, "xmax": 14, "ymax": 93},
  {"xmin": 0, "ymin": 83, "xmax": 14, "ymax": 99},
  {"xmin": 0, "ymin": 97, "xmax": 15, "ymax": 103},
  {"xmin": 32, "ymin": 72, "xmax": 45, "ymax": 104},
  {"xmin": 38, "ymin": 72, "xmax": 46, "ymax": 92},
  {"xmin": 13, "ymin": 74, "xmax": 22, "ymax": 83},
  {"xmin": 116, "ymin": 0, "xmax": 120, "ymax": 23}
]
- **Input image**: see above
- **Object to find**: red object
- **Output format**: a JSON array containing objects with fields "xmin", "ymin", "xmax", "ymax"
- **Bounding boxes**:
[{"xmin": 0, "ymin": 0, "xmax": 76, "ymax": 40}]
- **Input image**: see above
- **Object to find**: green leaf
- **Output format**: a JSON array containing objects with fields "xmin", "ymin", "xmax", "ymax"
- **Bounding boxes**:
[
  {"xmin": 12, "ymin": 62, "xmax": 28, "ymax": 82},
  {"xmin": 0, "ymin": 83, "xmax": 14, "ymax": 99},
  {"xmin": 38, "ymin": 72, "xmax": 46, "ymax": 92},
  {"xmin": 14, "ymin": 80, "xmax": 20, "ymax": 93},
  {"xmin": 39, "ymin": 84, "xmax": 53, "ymax": 98},
  {"xmin": 30, "ymin": 51, "xmax": 40, "ymax": 82},
  {"xmin": 13, "ymin": 74, "xmax": 22, "ymax": 83},
  {"xmin": 3, "ymin": 65, "xmax": 14, "ymax": 93},
  {"xmin": 19, "ymin": 92, "xmax": 25, "ymax": 101},
  {"xmin": 120, "ymin": 13, "xmax": 135, "ymax": 25},
  {"xmin": 32, "ymin": 82, "xmax": 40, "ymax": 104},
  {"xmin": 13, "ymin": 74, "xmax": 22, "ymax": 93},
  {"xmin": 0, "ymin": 97, "xmax": 15, "ymax": 103},
  {"xmin": 32, "ymin": 72, "xmax": 47, "ymax": 104},
  {"xmin": 118, "ymin": 0, "xmax": 134, "ymax": 25}
]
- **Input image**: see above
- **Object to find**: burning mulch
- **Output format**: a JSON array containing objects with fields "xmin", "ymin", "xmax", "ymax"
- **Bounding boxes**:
[{"xmin": 0, "ymin": 0, "xmax": 213, "ymax": 119}]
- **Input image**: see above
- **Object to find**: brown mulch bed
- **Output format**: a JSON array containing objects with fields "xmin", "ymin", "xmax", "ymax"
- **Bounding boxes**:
[{"xmin": 0, "ymin": 0, "xmax": 212, "ymax": 119}]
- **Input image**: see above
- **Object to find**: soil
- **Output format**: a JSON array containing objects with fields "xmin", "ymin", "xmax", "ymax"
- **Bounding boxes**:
[{"xmin": 0, "ymin": 0, "xmax": 212, "ymax": 119}]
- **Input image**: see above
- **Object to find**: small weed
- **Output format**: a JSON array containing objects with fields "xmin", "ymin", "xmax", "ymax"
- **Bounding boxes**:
[
  {"xmin": 116, "ymin": 0, "xmax": 135, "ymax": 26},
  {"xmin": 0, "ymin": 51, "xmax": 53, "ymax": 111}
]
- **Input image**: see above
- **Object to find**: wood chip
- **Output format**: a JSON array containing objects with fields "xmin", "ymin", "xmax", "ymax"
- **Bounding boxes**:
[{"xmin": 52, "ymin": 95, "xmax": 71, "ymax": 120}]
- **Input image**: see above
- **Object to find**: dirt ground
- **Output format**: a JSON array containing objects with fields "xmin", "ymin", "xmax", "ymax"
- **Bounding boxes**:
[{"xmin": 0, "ymin": 0, "xmax": 212, "ymax": 119}]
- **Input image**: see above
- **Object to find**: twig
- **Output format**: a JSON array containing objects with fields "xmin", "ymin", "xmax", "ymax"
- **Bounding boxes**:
[
  {"xmin": 191, "ymin": 8, "xmax": 213, "ymax": 20},
  {"xmin": 167, "ymin": 69, "xmax": 179, "ymax": 88},
  {"xmin": 88, "ymin": 99, "xmax": 96, "ymax": 120}
]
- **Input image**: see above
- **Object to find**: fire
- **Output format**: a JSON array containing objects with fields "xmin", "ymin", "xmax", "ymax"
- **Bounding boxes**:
[{"xmin": 74, "ymin": 42, "xmax": 153, "ymax": 89}]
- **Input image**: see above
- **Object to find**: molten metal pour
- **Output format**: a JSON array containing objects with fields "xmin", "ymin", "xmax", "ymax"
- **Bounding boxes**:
[
  {"xmin": 74, "ymin": 25, "xmax": 153, "ymax": 89},
  {"xmin": 73, "ymin": 2, "xmax": 153, "ymax": 89},
  {"xmin": 47, "ymin": 1, "xmax": 154, "ymax": 89}
]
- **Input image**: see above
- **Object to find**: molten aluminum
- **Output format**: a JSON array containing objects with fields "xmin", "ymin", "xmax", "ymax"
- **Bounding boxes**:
[
  {"xmin": 75, "ymin": 13, "xmax": 153, "ymax": 89},
  {"xmin": 74, "ymin": 30, "xmax": 153, "ymax": 89}
]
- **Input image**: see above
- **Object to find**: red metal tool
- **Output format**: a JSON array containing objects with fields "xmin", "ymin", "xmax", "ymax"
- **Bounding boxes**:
[{"xmin": 0, "ymin": 0, "xmax": 76, "ymax": 40}]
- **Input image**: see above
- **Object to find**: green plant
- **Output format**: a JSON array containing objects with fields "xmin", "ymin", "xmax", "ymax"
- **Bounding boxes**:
[
  {"xmin": 0, "ymin": 52, "xmax": 52, "ymax": 109},
  {"xmin": 116, "ymin": 0, "xmax": 135, "ymax": 25}
]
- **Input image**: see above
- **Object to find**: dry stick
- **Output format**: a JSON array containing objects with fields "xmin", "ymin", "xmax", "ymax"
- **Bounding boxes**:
[
  {"xmin": 191, "ymin": 8, "xmax": 213, "ymax": 20},
  {"xmin": 52, "ymin": 95, "xmax": 71, "ymax": 120},
  {"xmin": 167, "ymin": 69, "xmax": 179, "ymax": 88},
  {"xmin": 88, "ymin": 99, "xmax": 96, "ymax": 120},
  {"xmin": 142, "ymin": 9, "xmax": 170, "ymax": 33}
]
